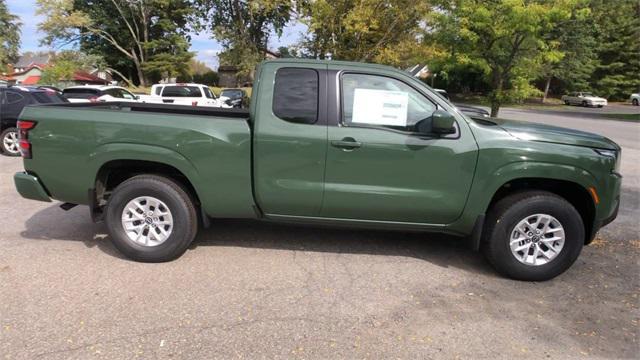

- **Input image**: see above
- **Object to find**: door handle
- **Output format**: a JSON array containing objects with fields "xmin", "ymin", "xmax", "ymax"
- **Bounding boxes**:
[{"xmin": 331, "ymin": 138, "xmax": 362, "ymax": 150}]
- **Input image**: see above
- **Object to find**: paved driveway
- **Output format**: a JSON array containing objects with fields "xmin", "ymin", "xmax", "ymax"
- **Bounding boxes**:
[{"xmin": 0, "ymin": 109, "xmax": 638, "ymax": 359}]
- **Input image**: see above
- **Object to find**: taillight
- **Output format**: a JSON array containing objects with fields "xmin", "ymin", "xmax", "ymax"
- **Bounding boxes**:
[
  {"xmin": 89, "ymin": 96, "xmax": 99, "ymax": 103},
  {"xmin": 17, "ymin": 120, "xmax": 37, "ymax": 159},
  {"xmin": 191, "ymin": 101, "xmax": 198, "ymax": 106}
]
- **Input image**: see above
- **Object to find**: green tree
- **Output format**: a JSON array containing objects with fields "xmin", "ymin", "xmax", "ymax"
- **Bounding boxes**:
[
  {"xmin": 194, "ymin": 0, "xmax": 293, "ymax": 77},
  {"xmin": 189, "ymin": 58, "xmax": 213, "ymax": 75},
  {"xmin": 0, "ymin": 0, "xmax": 21, "ymax": 68},
  {"xmin": 300, "ymin": 0, "xmax": 429, "ymax": 67},
  {"xmin": 430, "ymin": 0, "xmax": 577, "ymax": 116},
  {"xmin": 37, "ymin": 0, "xmax": 194, "ymax": 86},
  {"xmin": 589, "ymin": 0, "xmax": 640, "ymax": 99},
  {"xmin": 538, "ymin": 2, "xmax": 596, "ymax": 101}
]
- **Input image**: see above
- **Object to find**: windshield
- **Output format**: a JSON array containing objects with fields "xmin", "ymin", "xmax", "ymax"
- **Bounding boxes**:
[{"xmin": 221, "ymin": 90, "xmax": 243, "ymax": 99}]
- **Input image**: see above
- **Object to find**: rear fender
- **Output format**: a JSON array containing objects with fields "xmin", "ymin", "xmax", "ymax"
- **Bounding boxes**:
[{"xmin": 89, "ymin": 142, "xmax": 204, "ymax": 202}]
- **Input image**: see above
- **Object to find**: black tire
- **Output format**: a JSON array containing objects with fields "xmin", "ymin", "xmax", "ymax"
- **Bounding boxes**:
[
  {"xmin": 105, "ymin": 175, "xmax": 198, "ymax": 262},
  {"xmin": 564, "ymin": 100, "xmax": 570, "ymax": 105},
  {"xmin": 597, "ymin": 105, "xmax": 603, "ymax": 108},
  {"xmin": 1, "ymin": 127, "xmax": 20, "ymax": 156},
  {"xmin": 581, "ymin": 100, "xmax": 588, "ymax": 107},
  {"xmin": 482, "ymin": 191, "xmax": 584, "ymax": 281},
  {"xmin": 632, "ymin": 99, "xmax": 638, "ymax": 106}
]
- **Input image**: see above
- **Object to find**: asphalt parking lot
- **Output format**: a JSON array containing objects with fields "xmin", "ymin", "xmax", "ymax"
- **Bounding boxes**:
[{"xmin": 1, "ymin": 107, "xmax": 638, "ymax": 359}]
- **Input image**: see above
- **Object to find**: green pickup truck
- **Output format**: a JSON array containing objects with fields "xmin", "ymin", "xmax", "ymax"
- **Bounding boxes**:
[{"xmin": 13, "ymin": 59, "xmax": 621, "ymax": 281}]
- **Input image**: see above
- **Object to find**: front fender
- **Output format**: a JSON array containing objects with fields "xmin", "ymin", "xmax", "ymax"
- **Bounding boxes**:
[{"xmin": 447, "ymin": 161, "xmax": 597, "ymax": 235}]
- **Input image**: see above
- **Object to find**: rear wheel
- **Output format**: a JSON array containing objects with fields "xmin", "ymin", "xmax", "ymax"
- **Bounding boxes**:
[
  {"xmin": 581, "ymin": 100, "xmax": 588, "ymax": 107},
  {"xmin": 633, "ymin": 99, "xmax": 638, "ymax": 106},
  {"xmin": 105, "ymin": 175, "xmax": 198, "ymax": 262},
  {"xmin": 482, "ymin": 191, "xmax": 584, "ymax": 281},
  {"xmin": 1, "ymin": 127, "xmax": 20, "ymax": 156}
]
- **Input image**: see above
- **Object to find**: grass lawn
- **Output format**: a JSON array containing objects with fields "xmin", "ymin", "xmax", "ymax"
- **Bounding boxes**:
[{"xmin": 599, "ymin": 113, "xmax": 640, "ymax": 121}]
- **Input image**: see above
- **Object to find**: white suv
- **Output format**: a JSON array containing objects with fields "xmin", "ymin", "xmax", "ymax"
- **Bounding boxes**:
[{"xmin": 142, "ymin": 83, "xmax": 227, "ymax": 107}]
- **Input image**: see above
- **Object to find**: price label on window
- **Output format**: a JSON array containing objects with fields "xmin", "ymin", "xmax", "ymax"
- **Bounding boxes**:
[{"xmin": 352, "ymin": 89, "xmax": 408, "ymax": 126}]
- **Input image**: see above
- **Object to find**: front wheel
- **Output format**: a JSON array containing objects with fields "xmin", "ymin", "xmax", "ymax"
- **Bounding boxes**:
[
  {"xmin": 632, "ymin": 99, "xmax": 638, "ymax": 106},
  {"xmin": 105, "ymin": 175, "xmax": 198, "ymax": 262},
  {"xmin": 582, "ymin": 101, "xmax": 588, "ymax": 107},
  {"xmin": 482, "ymin": 191, "xmax": 584, "ymax": 281},
  {"xmin": 1, "ymin": 127, "xmax": 20, "ymax": 156}
]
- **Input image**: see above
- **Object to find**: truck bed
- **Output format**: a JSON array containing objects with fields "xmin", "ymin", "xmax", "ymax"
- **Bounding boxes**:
[{"xmin": 20, "ymin": 101, "xmax": 256, "ymax": 219}]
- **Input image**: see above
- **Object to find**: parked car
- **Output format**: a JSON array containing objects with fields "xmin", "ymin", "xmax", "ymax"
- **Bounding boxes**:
[
  {"xmin": 1, "ymin": 86, "xmax": 68, "ymax": 156},
  {"xmin": 561, "ymin": 92, "xmax": 608, "ymax": 107},
  {"xmin": 629, "ymin": 93, "xmax": 639, "ymax": 106},
  {"xmin": 14, "ymin": 59, "xmax": 621, "ymax": 281},
  {"xmin": 219, "ymin": 88, "xmax": 250, "ymax": 108},
  {"xmin": 434, "ymin": 89, "xmax": 490, "ymax": 118},
  {"xmin": 140, "ymin": 83, "xmax": 227, "ymax": 107},
  {"xmin": 62, "ymin": 85, "xmax": 140, "ymax": 103}
]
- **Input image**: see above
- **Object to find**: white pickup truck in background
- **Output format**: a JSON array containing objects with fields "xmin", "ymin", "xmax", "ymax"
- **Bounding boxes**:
[{"xmin": 139, "ymin": 83, "xmax": 229, "ymax": 108}]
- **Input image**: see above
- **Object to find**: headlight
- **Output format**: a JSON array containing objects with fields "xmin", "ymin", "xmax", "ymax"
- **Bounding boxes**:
[
  {"xmin": 594, "ymin": 149, "xmax": 616, "ymax": 158},
  {"xmin": 594, "ymin": 149, "xmax": 621, "ymax": 172}
]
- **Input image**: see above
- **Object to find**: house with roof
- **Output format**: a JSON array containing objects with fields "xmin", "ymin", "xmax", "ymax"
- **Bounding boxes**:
[
  {"xmin": 4, "ymin": 66, "xmax": 109, "ymax": 86},
  {"xmin": 13, "ymin": 53, "xmax": 53, "ymax": 73},
  {"xmin": 3, "ymin": 52, "xmax": 111, "ymax": 86}
]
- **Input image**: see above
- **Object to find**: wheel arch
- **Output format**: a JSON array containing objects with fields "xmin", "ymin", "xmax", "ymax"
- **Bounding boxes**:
[{"xmin": 485, "ymin": 177, "xmax": 596, "ymax": 244}]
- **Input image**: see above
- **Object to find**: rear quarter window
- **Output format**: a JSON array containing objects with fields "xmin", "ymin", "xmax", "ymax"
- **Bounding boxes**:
[
  {"xmin": 272, "ymin": 68, "xmax": 319, "ymax": 124},
  {"xmin": 6, "ymin": 92, "xmax": 24, "ymax": 104}
]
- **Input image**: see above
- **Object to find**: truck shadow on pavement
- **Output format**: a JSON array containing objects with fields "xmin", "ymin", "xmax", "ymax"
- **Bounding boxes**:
[{"xmin": 19, "ymin": 204, "xmax": 498, "ymax": 277}]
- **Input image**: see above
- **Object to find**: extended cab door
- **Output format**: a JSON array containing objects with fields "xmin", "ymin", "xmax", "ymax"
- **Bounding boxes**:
[
  {"xmin": 252, "ymin": 62, "xmax": 328, "ymax": 216},
  {"xmin": 320, "ymin": 67, "xmax": 478, "ymax": 224}
]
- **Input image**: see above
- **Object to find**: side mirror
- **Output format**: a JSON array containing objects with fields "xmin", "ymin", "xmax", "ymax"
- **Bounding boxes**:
[{"xmin": 431, "ymin": 109, "xmax": 456, "ymax": 134}]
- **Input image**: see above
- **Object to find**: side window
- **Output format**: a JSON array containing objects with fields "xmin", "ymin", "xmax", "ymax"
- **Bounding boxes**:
[
  {"xmin": 154, "ymin": 86, "xmax": 163, "ymax": 95},
  {"xmin": 6, "ymin": 92, "xmax": 24, "ymax": 104},
  {"xmin": 273, "ymin": 68, "xmax": 318, "ymax": 124},
  {"xmin": 106, "ymin": 89, "xmax": 123, "ymax": 98},
  {"xmin": 341, "ymin": 73, "xmax": 436, "ymax": 133},
  {"xmin": 203, "ymin": 87, "xmax": 214, "ymax": 99},
  {"xmin": 120, "ymin": 89, "xmax": 135, "ymax": 100}
]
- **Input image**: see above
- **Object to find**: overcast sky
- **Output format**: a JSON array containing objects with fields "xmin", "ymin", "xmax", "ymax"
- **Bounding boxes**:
[{"xmin": 7, "ymin": 0, "xmax": 307, "ymax": 70}]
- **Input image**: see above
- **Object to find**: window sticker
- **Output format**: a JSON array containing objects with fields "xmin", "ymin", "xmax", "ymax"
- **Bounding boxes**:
[{"xmin": 352, "ymin": 89, "xmax": 408, "ymax": 126}]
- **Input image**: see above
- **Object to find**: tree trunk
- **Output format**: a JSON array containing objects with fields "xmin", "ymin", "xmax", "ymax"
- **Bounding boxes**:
[
  {"xmin": 132, "ymin": 51, "xmax": 146, "ymax": 87},
  {"xmin": 490, "ymin": 70, "xmax": 503, "ymax": 118},
  {"xmin": 542, "ymin": 76, "xmax": 552, "ymax": 103}
]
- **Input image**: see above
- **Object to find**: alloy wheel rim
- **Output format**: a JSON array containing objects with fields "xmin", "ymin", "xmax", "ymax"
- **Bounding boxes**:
[
  {"xmin": 510, "ymin": 213, "xmax": 565, "ymax": 266},
  {"xmin": 2, "ymin": 131, "xmax": 19, "ymax": 154},
  {"xmin": 121, "ymin": 196, "xmax": 173, "ymax": 247}
]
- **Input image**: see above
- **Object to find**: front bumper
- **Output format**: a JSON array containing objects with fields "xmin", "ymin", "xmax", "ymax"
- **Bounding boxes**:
[
  {"xmin": 587, "ymin": 172, "xmax": 621, "ymax": 244},
  {"xmin": 14, "ymin": 172, "xmax": 51, "ymax": 202}
]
